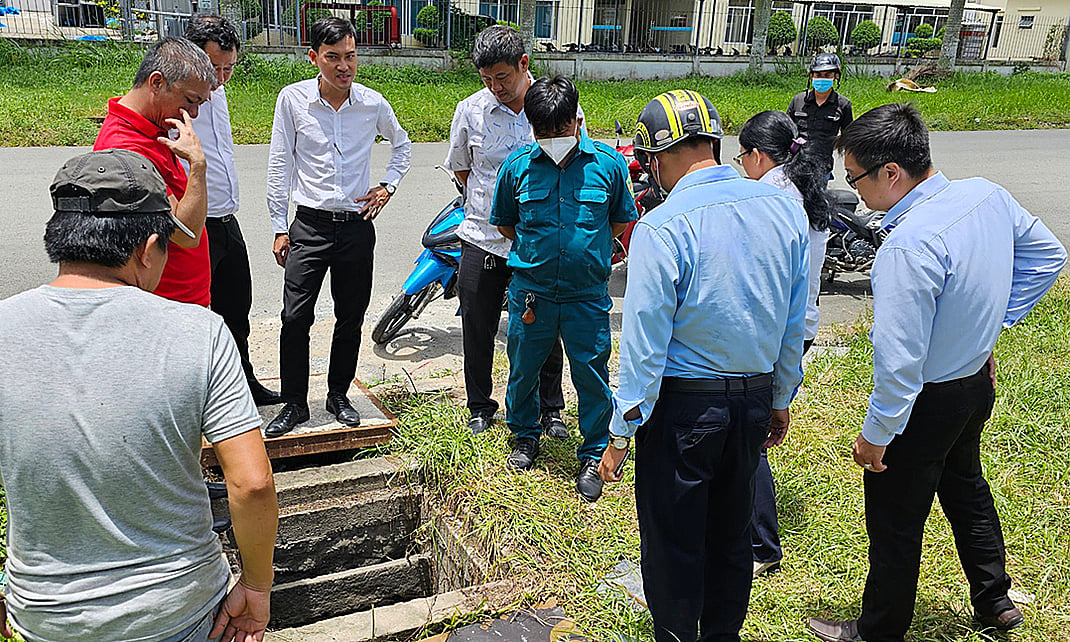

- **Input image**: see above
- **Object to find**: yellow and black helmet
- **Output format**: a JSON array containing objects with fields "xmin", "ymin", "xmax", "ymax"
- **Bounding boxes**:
[{"xmin": 633, "ymin": 90, "xmax": 723, "ymax": 157}]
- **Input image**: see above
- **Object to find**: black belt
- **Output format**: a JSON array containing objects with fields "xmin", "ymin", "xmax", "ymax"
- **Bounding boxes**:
[
  {"xmin": 207, "ymin": 214, "xmax": 235, "ymax": 224},
  {"xmin": 297, "ymin": 205, "xmax": 363, "ymax": 222},
  {"xmin": 662, "ymin": 373, "xmax": 773, "ymax": 394}
]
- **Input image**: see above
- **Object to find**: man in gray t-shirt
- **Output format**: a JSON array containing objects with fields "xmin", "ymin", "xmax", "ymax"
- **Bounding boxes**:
[{"xmin": 0, "ymin": 149, "xmax": 279, "ymax": 642}]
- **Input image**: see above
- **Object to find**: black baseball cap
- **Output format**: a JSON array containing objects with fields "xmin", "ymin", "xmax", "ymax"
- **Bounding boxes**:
[{"xmin": 50, "ymin": 149, "xmax": 195, "ymax": 238}]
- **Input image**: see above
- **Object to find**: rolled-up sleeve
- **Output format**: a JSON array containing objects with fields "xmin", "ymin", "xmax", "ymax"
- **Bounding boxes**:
[
  {"xmin": 266, "ymin": 90, "xmax": 296, "ymax": 234},
  {"xmin": 611, "ymin": 223, "xmax": 679, "ymax": 438},
  {"xmin": 862, "ymin": 247, "xmax": 945, "ymax": 446},
  {"xmin": 377, "ymin": 98, "xmax": 411, "ymax": 188},
  {"xmin": 443, "ymin": 102, "xmax": 471, "ymax": 172},
  {"xmin": 772, "ymin": 220, "xmax": 809, "ymax": 409},
  {"xmin": 1002, "ymin": 190, "xmax": 1067, "ymax": 327}
]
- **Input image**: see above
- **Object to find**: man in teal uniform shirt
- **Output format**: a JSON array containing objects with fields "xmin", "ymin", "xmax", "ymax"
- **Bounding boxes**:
[{"xmin": 490, "ymin": 76, "xmax": 637, "ymax": 502}]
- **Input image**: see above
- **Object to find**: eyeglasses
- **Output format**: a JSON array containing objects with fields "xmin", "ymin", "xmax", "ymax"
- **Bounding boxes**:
[
  {"xmin": 733, "ymin": 149, "xmax": 752, "ymax": 166},
  {"xmin": 845, "ymin": 162, "xmax": 886, "ymax": 188}
]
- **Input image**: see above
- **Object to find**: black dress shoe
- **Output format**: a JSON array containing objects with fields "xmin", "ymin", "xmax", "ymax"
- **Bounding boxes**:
[
  {"xmin": 576, "ymin": 458, "xmax": 604, "ymax": 502},
  {"xmin": 468, "ymin": 413, "xmax": 495, "ymax": 435},
  {"xmin": 540, "ymin": 410, "xmax": 569, "ymax": 440},
  {"xmin": 248, "ymin": 379, "xmax": 283, "ymax": 406},
  {"xmin": 326, "ymin": 393, "xmax": 361, "ymax": 427},
  {"xmin": 265, "ymin": 403, "xmax": 309, "ymax": 438},
  {"xmin": 807, "ymin": 618, "xmax": 862, "ymax": 642},
  {"xmin": 506, "ymin": 437, "xmax": 540, "ymax": 470},
  {"xmin": 975, "ymin": 606, "xmax": 1024, "ymax": 632}
]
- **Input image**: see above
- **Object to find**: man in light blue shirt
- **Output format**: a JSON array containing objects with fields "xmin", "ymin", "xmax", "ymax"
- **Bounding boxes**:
[
  {"xmin": 808, "ymin": 104, "xmax": 1066, "ymax": 642},
  {"xmin": 599, "ymin": 91, "xmax": 809, "ymax": 642}
]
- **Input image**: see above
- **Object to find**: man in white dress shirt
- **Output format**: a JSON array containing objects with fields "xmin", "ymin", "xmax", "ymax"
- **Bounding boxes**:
[
  {"xmin": 444, "ymin": 25, "xmax": 567, "ymax": 437},
  {"xmin": 185, "ymin": 14, "xmax": 283, "ymax": 407},
  {"xmin": 264, "ymin": 16, "xmax": 411, "ymax": 437}
]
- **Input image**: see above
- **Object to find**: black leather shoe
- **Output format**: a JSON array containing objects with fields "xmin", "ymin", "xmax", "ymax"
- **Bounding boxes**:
[
  {"xmin": 468, "ymin": 413, "xmax": 495, "ymax": 435},
  {"xmin": 326, "ymin": 393, "xmax": 361, "ymax": 427},
  {"xmin": 576, "ymin": 458, "xmax": 604, "ymax": 502},
  {"xmin": 807, "ymin": 618, "xmax": 862, "ymax": 642},
  {"xmin": 541, "ymin": 411, "xmax": 569, "ymax": 440},
  {"xmin": 248, "ymin": 379, "xmax": 283, "ymax": 406},
  {"xmin": 975, "ymin": 606, "xmax": 1024, "ymax": 632},
  {"xmin": 506, "ymin": 437, "xmax": 540, "ymax": 470},
  {"xmin": 265, "ymin": 403, "xmax": 309, "ymax": 438}
]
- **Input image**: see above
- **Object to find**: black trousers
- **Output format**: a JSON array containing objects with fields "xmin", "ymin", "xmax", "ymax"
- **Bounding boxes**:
[
  {"xmin": 858, "ymin": 366, "xmax": 1013, "ymax": 642},
  {"xmin": 457, "ymin": 241, "xmax": 564, "ymax": 417},
  {"xmin": 279, "ymin": 209, "xmax": 375, "ymax": 407},
  {"xmin": 206, "ymin": 216, "xmax": 257, "ymax": 382},
  {"xmin": 635, "ymin": 379, "xmax": 772, "ymax": 642},
  {"xmin": 750, "ymin": 339, "xmax": 812, "ymax": 563}
]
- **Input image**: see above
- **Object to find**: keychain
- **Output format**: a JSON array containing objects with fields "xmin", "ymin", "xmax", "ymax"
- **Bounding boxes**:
[{"xmin": 522, "ymin": 292, "xmax": 536, "ymax": 324}]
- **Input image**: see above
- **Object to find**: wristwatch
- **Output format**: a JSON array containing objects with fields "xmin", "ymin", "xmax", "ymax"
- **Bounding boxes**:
[
  {"xmin": 380, "ymin": 182, "xmax": 396, "ymax": 195},
  {"xmin": 610, "ymin": 436, "xmax": 630, "ymax": 451}
]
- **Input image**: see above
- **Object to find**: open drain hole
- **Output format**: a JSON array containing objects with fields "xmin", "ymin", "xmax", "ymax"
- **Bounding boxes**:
[{"xmin": 211, "ymin": 455, "xmax": 502, "ymax": 637}]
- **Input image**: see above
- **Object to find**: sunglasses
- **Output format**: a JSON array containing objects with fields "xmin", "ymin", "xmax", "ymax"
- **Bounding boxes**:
[{"xmin": 845, "ymin": 162, "xmax": 886, "ymax": 188}]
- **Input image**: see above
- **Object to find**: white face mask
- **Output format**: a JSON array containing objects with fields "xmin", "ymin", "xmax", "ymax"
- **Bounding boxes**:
[{"xmin": 538, "ymin": 135, "xmax": 578, "ymax": 166}]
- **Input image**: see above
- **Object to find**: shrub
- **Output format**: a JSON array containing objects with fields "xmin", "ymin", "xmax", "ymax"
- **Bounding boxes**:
[
  {"xmin": 905, "ymin": 36, "xmax": 942, "ymax": 57},
  {"xmin": 412, "ymin": 5, "xmax": 495, "ymax": 52},
  {"xmin": 768, "ymin": 12, "xmax": 798, "ymax": 51},
  {"xmin": 220, "ymin": 0, "xmax": 263, "ymax": 39},
  {"xmin": 914, "ymin": 22, "xmax": 934, "ymax": 39},
  {"xmin": 936, "ymin": 26, "xmax": 946, "ymax": 39},
  {"xmin": 850, "ymin": 19, "xmax": 880, "ymax": 52},
  {"xmin": 281, "ymin": 1, "xmax": 333, "ymax": 35},
  {"xmin": 355, "ymin": 0, "xmax": 391, "ymax": 35},
  {"xmin": 805, "ymin": 15, "xmax": 838, "ymax": 52}
]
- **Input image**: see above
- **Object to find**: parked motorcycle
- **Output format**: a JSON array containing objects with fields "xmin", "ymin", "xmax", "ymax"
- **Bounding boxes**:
[
  {"xmin": 371, "ymin": 128, "xmax": 659, "ymax": 346},
  {"xmin": 371, "ymin": 168, "xmax": 465, "ymax": 345},
  {"xmin": 824, "ymin": 188, "xmax": 886, "ymax": 281}
]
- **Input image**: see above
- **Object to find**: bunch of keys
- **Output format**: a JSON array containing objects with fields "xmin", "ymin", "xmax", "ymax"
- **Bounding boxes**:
[{"xmin": 521, "ymin": 292, "xmax": 536, "ymax": 325}]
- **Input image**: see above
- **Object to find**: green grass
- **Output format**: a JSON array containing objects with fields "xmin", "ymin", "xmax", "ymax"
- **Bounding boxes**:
[
  {"xmin": 2, "ymin": 41, "xmax": 1070, "ymax": 146},
  {"xmin": 379, "ymin": 275, "xmax": 1070, "ymax": 642}
]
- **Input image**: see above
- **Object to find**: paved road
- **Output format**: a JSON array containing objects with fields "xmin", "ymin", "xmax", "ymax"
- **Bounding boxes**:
[{"xmin": 2, "ymin": 130, "xmax": 1068, "ymax": 386}]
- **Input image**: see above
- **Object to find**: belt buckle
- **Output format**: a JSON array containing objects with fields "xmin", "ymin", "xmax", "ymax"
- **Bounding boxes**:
[{"xmin": 331, "ymin": 211, "xmax": 348, "ymax": 222}]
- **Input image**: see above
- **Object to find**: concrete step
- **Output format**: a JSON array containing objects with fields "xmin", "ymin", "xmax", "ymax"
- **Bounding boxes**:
[
  {"xmin": 270, "ymin": 554, "xmax": 434, "ymax": 629},
  {"xmin": 273, "ymin": 456, "xmax": 418, "ymax": 509},
  {"xmin": 274, "ymin": 488, "xmax": 422, "ymax": 583},
  {"xmin": 267, "ymin": 581, "xmax": 512, "ymax": 642}
]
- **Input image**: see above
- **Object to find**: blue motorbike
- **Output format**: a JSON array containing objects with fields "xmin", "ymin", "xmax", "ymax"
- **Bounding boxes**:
[{"xmin": 371, "ymin": 169, "xmax": 465, "ymax": 345}]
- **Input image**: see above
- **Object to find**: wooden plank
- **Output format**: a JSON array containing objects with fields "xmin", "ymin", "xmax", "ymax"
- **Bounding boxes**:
[{"xmin": 201, "ymin": 378, "xmax": 397, "ymax": 468}]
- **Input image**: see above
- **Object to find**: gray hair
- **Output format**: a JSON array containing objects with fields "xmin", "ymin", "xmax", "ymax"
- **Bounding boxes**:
[
  {"xmin": 472, "ymin": 24, "xmax": 525, "ymax": 70},
  {"xmin": 133, "ymin": 36, "xmax": 215, "ymax": 88}
]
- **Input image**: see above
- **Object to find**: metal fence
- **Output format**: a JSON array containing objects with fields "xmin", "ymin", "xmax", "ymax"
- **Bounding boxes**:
[{"xmin": 0, "ymin": 0, "xmax": 1067, "ymax": 65}]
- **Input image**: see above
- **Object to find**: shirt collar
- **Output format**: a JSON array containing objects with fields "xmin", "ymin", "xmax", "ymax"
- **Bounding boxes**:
[
  {"xmin": 107, "ymin": 97, "xmax": 164, "ymax": 138},
  {"xmin": 528, "ymin": 131, "xmax": 594, "ymax": 163},
  {"xmin": 882, "ymin": 171, "xmax": 951, "ymax": 231},
  {"xmin": 671, "ymin": 164, "xmax": 740, "ymax": 193},
  {"xmin": 804, "ymin": 89, "xmax": 838, "ymax": 107},
  {"xmin": 307, "ymin": 77, "xmax": 362, "ymax": 106}
]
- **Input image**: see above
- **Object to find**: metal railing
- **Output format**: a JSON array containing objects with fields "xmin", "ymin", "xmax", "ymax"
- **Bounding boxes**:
[{"xmin": 0, "ymin": 0, "xmax": 1066, "ymax": 66}]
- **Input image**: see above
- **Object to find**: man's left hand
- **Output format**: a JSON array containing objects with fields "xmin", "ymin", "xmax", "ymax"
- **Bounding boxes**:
[
  {"xmin": 598, "ymin": 445, "xmax": 627, "ymax": 483},
  {"xmin": 852, "ymin": 433, "xmax": 888, "ymax": 473},
  {"xmin": 355, "ymin": 185, "xmax": 392, "ymax": 221},
  {"xmin": 0, "ymin": 598, "xmax": 15, "ymax": 639},
  {"xmin": 764, "ymin": 408, "xmax": 790, "ymax": 448}
]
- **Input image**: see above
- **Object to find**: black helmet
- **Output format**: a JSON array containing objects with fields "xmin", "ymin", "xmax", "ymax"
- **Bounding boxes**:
[
  {"xmin": 809, "ymin": 52, "xmax": 841, "ymax": 73},
  {"xmin": 633, "ymin": 90, "xmax": 723, "ymax": 170}
]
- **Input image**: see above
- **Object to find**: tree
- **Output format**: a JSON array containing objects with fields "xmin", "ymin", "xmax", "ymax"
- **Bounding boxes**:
[
  {"xmin": 767, "ymin": 11, "xmax": 798, "ymax": 52},
  {"xmin": 805, "ymin": 16, "xmax": 838, "ymax": 53},
  {"xmin": 749, "ymin": 0, "xmax": 773, "ymax": 72},
  {"xmin": 850, "ymin": 19, "xmax": 880, "ymax": 52},
  {"xmin": 914, "ymin": 23, "xmax": 934, "ymax": 39},
  {"xmin": 519, "ymin": 0, "xmax": 536, "ymax": 55},
  {"xmin": 938, "ymin": 0, "xmax": 965, "ymax": 71}
]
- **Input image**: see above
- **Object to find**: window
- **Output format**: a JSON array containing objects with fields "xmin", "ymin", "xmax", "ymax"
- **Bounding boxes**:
[
  {"xmin": 535, "ymin": 1, "xmax": 558, "ymax": 39},
  {"xmin": 812, "ymin": 3, "xmax": 874, "ymax": 47},
  {"xmin": 1018, "ymin": 15, "xmax": 1034, "ymax": 29},
  {"xmin": 991, "ymin": 14, "xmax": 1003, "ymax": 47},
  {"xmin": 725, "ymin": 0, "xmax": 754, "ymax": 45},
  {"xmin": 479, "ymin": 0, "xmax": 518, "ymax": 24}
]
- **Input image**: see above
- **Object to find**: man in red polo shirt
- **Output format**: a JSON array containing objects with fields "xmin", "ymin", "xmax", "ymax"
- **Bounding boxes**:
[{"xmin": 94, "ymin": 36, "xmax": 215, "ymax": 306}]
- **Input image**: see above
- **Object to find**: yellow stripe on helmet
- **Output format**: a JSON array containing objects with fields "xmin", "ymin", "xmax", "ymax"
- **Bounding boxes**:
[{"xmin": 655, "ymin": 93, "xmax": 683, "ymax": 140}]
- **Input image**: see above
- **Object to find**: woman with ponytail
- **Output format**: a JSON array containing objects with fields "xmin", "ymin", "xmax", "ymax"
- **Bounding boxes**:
[{"xmin": 736, "ymin": 109, "xmax": 832, "ymax": 575}]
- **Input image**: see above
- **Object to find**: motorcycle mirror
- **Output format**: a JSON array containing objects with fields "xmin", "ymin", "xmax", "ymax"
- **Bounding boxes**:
[{"xmin": 615, "ymin": 120, "xmax": 624, "ymax": 136}]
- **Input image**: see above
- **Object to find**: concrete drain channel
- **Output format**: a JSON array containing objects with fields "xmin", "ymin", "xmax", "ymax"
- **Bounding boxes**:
[{"xmin": 214, "ymin": 456, "xmax": 508, "ymax": 641}]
